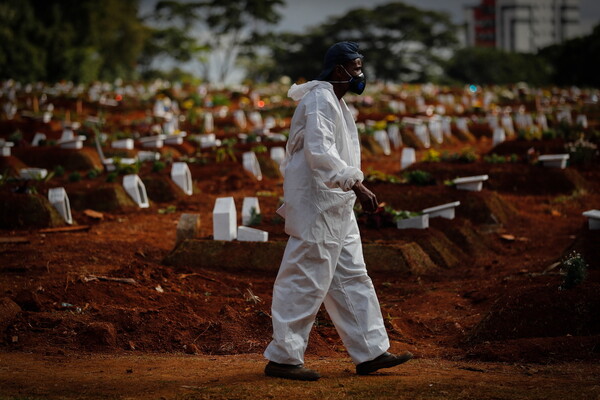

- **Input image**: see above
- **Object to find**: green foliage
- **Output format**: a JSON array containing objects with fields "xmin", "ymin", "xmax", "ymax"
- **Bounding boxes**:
[
  {"xmin": 0, "ymin": 0, "xmax": 149, "ymax": 83},
  {"xmin": 565, "ymin": 138, "xmax": 598, "ymax": 166},
  {"xmin": 446, "ymin": 47, "xmax": 552, "ymax": 85},
  {"xmin": 152, "ymin": 160, "xmax": 166, "ymax": 173},
  {"xmin": 440, "ymin": 148, "xmax": 478, "ymax": 163},
  {"xmin": 106, "ymin": 172, "xmax": 118, "ymax": 183},
  {"xmin": 68, "ymin": 171, "xmax": 81, "ymax": 182},
  {"xmin": 215, "ymin": 138, "xmax": 238, "ymax": 162},
  {"xmin": 384, "ymin": 205, "xmax": 422, "ymax": 222},
  {"xmin": 423, "ymin": 149, "xmax": 441, "ymax": 162},
  {"xmin": 8, "ymin": 130, "xmax": 23, "ymax": 143},
  {"xmin": 86, "ymin": 168, "xmax": 100, "ymax": 179},
  {"xmin": 483, "ymin": 153, "xmax": 519, "ymax": 164},
  {"xmin": 365, "ymin": 169, "xmax": 400, "ymax": 183},
  {"xmin": 251, "ymin": 145, "xmax": 267, "ymax": 154},
  {"xmin": 53, "ymin": 165, "xmax": 65, "ymax": 177},
  {"xmin": 247, "ymin": 207, "xmax": 262, "ymax": 226},
  {"xmin": 560, "ymin": 251, "xmax": 588, "ymax": 290},
  {"xmin": 158, "ymin": 205, "xmax": 177, "ymax": 214},
  {"xmin": 403, "ymin": 170, "xmax": 434, "ymax": 186}
]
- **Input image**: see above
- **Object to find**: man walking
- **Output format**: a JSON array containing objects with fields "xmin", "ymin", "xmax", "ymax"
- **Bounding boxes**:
[{"xmin": 264, "ymin": 41, "xmax": 413, "ymax": 381}]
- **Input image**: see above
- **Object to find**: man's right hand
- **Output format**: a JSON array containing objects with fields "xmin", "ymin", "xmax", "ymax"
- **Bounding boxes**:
[{"xmin": 352, "ymin": 181, "xmax": 378, "ymax": 213}]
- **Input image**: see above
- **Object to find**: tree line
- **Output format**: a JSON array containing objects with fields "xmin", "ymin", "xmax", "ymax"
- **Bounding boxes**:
[{"xmin": 0, "ymin": 0, "xmax": 598, "ymax": 87}]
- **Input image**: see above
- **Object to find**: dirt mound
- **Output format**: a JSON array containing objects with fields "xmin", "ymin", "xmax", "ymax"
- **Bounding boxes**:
[
  {"xmin": 142, "ymin": 174, "xmax": 189, "ymax": 203},
  {"xmin": 367, "ymin": 182, "xmax": 519, "ymax": 226},
  {"xmin": 491, "ymin": 138, "xmax": 566, "ymax": 156},
  {"xmin": 0, "ymin": 156, "xmax": 28, "ymax": 176},
  {"xmin": 68, "ymin": 183, "xmax": 138, "ymax": 211},
  {"xmin": 468, "ymin": 282, "xmax": 600, "ymax": 343},
  {"xmin": 565, "ymin": 227, "xmax": 600, "ymax": 269},
  {"xmin": 0, "ymin": 192, "xmax": 67, "ymax": 229},
  {"xmin": 403, "ymin": 162, "xmax": 587, "ymax": 195},
  {"xmin": 13, "ymin": 146, "xmax": 102, "ymax": 171}
]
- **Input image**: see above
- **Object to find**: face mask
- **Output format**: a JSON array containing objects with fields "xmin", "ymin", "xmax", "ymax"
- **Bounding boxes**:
[{"xmin": 329, "ymin": 65, "xmax": 367, "ymax": 95}]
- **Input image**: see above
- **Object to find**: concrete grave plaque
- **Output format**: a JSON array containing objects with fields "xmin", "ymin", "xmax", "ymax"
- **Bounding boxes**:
[
  {"xmin": 453, "ymin": 175, "xmax": 489, "ymax": 192},
  {"xmin": 456, "ymin": 118, "xmax": 468, "ymax": 132},
  {"xmin": 243, "ymin": 151, "xmax": 263, "ymax": 181},
  {"xmin": 171, "ymin": 162, "xmax": 193, "ymax": 195},
  {"xmin": 138, "ymin": 151, "xmax": 160, "ymax": 162},
  {"xmin": 20, "ymin": 168, "xmax": 48, "ymax": 180},
  {"xmin": 165, "ymin": 131, "xmax": 186, "ymax": 145},
  {"xmin": 123, "ymin": 174, "xmax": 149, "ymax": 208},
  {"xmin": 501, "ymin": 115, "xmax": 514, "ymax": 136},
  {"xmin": 373, "ymin": 130, "xmax": 391, "ymax": 155},
  {"xmin": 237, "ymin": 226, "xmax": 268, "ymax": 242},
  {"xmin": 48, "ymin": 187, "xmax": 73, "ymax": 225},
  {"xmin": 428, "ymin": 120, "xmax": 443, "ymax": 144},
  {"xmin": 242, "ymin": 197, "xmax": 260, "ymax": 226},
  {"xmin": 536, "ymin": 114, "xmax": 548, "ymax": 130},
  {"xmin": 270, "ymin": 146, "xmax": 285, "ymax": 166},
  {"xmin": 1, "ymin": 141, "xmax": 14, "ymax": 157},
  {"xmin": 397, "ymin": 214, "xmax": 429, "ymax": 230},
  {"xmin": 582, "ymin": 209, "xmax": 600, "ymax": 230},
  {"xmin": 111, "ymin": 139, "xmax": 134, "ymax": 150},
  {"xmin": 401, "ymin": 147, "xmax": 416, "ymax": 170},
  {"xmin": 248, "ymin": 111, "xmax": 263, "ymax": 128},
  {"xmin": 139, "ymin": 135, "xmax": 164, "ymax": 149},
  {"xmin": 213, "ymin": 197, "xmax": 237, "ymax": 241},
  {"xmin": 441, "ymin": 117, "xmax": 452, "ymax": 138},
  {"xmin": 539, "ymin": 154, "xmax": 569, "ymax": 169},
  {"xmin": 422, "ymin": 201, "xmax": 461, "ymax": 220}
]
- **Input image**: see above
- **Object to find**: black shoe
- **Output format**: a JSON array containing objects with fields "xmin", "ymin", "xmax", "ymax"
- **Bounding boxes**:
[
  {"xmin": 264, "ymin": 361, "xmax": 321, "ymax": 381},
  {"xmin": 356, "ymin": 351, "xmax": 413, "ymax": 375}
]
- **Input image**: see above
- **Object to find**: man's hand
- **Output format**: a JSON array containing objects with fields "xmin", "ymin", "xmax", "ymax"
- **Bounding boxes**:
[{"xmin": 352, "ymin": 181, "xmax": 378, "ymax": 213}]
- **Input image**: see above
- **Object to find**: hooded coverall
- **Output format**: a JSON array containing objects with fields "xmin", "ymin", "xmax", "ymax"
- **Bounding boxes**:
[{"xmin": 264, "ymin": 81, "xmax": 390, "ymax": 365}]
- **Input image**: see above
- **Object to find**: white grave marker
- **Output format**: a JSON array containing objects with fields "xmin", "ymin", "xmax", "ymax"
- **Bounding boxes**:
[
  {"xmin": 441, "ymin": 117, "xmax": 452, "ymax": 138},
  {"xmin": 576, "ymin": 115, "xmax": 588, "ymax": 128},
  {"xmin": 538, "ymin": 154, "xmax": 569, "ymax": 169},
  {"xmin": 139, "ymin": 135, "xmax": 164, "ymax": 149},
  {"xmin": 453, "ymin": 175, "xmax": 489, "ymax": 192},
  {"xmin": 237, "ymin": 226, "xmax": 268, "ymax": 242},
  {"xmin": 493, "ymin": 127, "xmax": 506, "ymax": 146},
  {"xmin": 111, "ymin": 139, "xmax": 134, "ymax": 150},
  {"xmin": 387, "ymin": 124, "xmax": 402, "ymax": 149},
  {"xmin": 213, "ymin": 197, "xmax": 237, "ymax": 241},
  {"xmin": 243, "ymin": 151, "xmax": 263, "ymax": 181},
  {"xmin": 270, "ymin": 146, "xmax": 285, "ymax": 165},
  {"xmin": 582, "ymin": 209, "xmax": 600, "ymax": 230},
  {"xmin": 501, "ymin": 115, "xmax": 514, "ymax": 136},
  {"xmin": 165, "ymin": 131, "xmax": 186, "ymax": 145},
  {"xmin": 456, "ymin": 118, "xmax": 469, "ymax": 132},
  {"xmin": 123, "ymin": 174, "xmax": 149, "ymax": 208},
  {"xmin": 422, "ymin": 201, "xmax": 461, "ymax": 220},
  {"xmin": 373, "ymin": 130, "xmax": 391, "ymax": 155},
  {"xmin": 242, "ymin": 197, "xmax": 261, "ymax": 226},
  {"xmin": 233, "ymin": 110, "xmax": 247, "ymax": 130},
  {"xmin": 20, "ymin": 168, "xmax": 48, "ymax": 180},
  {"xmin": 138, "ymin": 151, "xmax": 160, "ymax": 162},
  {"xmin": 48, "ymin": 187, "xmax": 73, "ymax": 225},
  {"xmin": 428, "ymin": 120, "xmax": 443, "ymax": 144},
  {"xmin": 1, "ymin": 141, "xmax": 14, "ymax": 156},
  {"xmin": 536, "ymin": 114, "xmax": 548, "ymax": 130},
  {"xmin": 414, "ymin": 125, "xmax": 430, "ymax": 148},
  {"xmin": 401, "ymin": 147, "xmax": 416, "ymax": 170},
  {"xmin": 204, "ymin": 112, "xmax": 214, "ymax": 133},
  {"xmin": 171, "ymin": 162, "xmax": 193, "ymax": 195},
  {"xmin": 396, "ymin": 213, "xmax": 429, "ymax": 230}
]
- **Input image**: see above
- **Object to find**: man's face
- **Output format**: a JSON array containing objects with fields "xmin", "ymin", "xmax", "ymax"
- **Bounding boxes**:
[{"xmin": 344, "ymin": 58, "xmax": 363, "ymax": 78}]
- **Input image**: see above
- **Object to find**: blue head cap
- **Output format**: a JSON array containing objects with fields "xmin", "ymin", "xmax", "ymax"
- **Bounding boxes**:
[{"xmin": 316, "ymin": 41, "xmax": 363, "ymax": 81}]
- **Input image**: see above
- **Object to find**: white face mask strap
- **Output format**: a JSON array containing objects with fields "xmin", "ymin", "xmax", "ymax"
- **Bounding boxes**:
[{"xmin": 328, "ymin": 65, "xmax": 352, "ymax": 84}]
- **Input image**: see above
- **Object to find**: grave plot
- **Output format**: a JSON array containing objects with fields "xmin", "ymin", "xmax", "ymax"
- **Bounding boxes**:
[
  {"xmin": 12, "ymin": 146, "xmax": 102, "ymax": 171},
  {"xmin": 401, "ymin": 161, "xmax": 588, "ymax": 195},
  {"xmin": 0, "ymin": 192, "xmax": 66, "ymax": 229}
]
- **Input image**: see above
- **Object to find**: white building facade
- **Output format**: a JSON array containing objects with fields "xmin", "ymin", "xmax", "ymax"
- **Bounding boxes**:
[{"xmin": 465, "ymin": 0, "xmax": 581, "ymax": 52}]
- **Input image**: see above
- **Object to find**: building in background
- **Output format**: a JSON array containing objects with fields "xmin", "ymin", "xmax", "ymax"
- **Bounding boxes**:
[{"xmin": 464, "ymin": 0, "xmax": 581, "ymax": 52}]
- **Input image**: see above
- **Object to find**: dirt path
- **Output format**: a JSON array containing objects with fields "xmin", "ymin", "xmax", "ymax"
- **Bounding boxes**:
[{"xmin": 2, "ymin": 352, "xmax": 599, "ymax": 400}]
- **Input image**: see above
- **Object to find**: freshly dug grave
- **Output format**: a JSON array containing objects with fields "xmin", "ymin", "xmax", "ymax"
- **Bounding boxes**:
[
  {"xmin": 0, "ymin": 192, "xmax": 67, "ymax": 229},
  {"xmin": 12, "ymin": 146, "xmax": 103, "ymax": 171},
  {"xmin": 402, "ymin": 161, "xmax": 588, "ymax": 195}
]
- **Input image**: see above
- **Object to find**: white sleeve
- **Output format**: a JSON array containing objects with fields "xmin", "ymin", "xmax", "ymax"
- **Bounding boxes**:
[{"xmin": 303, "ymin": 95, "xmax": 363, "ymax": 191}]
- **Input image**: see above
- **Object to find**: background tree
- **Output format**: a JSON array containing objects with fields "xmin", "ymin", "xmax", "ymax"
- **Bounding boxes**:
[
  {"xmin": 243, "ymin": 2, "xmax": 457, "ymax": 83},
  {"xmin": 445, "ymin": 47, "xmax": 552, "ymax": 86}
]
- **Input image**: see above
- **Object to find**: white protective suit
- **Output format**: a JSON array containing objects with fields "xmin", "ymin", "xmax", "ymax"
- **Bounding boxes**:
[{"xmin": 264, "ymin": 81, "xmax": 389, "ymax": 365}]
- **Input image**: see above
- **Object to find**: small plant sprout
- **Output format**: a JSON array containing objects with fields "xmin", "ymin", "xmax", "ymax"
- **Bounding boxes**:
[
  {"xmin": 559, "ymin": 251, "xmax": 588, "ymax": 290},
  {"xmin": 248, "ymin": 207, "xmax": 262, "ymax": 226}
]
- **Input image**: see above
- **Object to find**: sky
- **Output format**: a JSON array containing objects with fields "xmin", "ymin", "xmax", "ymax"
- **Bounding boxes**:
[
  {"xmin": 275, "ymin": 0, "xmax": 600, "ymax": 35},
  {"xmin": 141, "ymin": 0, "xmax": 600, "ymax": 36}
]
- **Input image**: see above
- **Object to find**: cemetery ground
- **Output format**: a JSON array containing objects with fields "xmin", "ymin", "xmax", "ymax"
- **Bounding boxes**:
[{"xmin": 1, "ymin": 139, "xmax": 599, "ymax": 399}]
